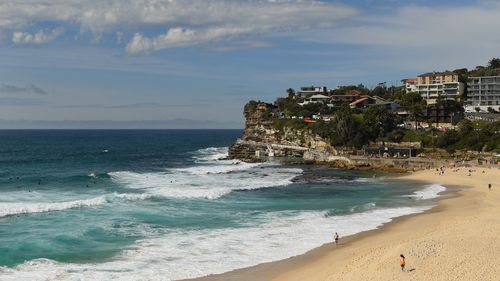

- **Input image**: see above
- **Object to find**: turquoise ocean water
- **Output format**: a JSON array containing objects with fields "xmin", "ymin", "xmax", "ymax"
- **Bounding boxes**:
[{"xmin": 0, "ymin": 130, "xmax": 444, "ymax": 280}]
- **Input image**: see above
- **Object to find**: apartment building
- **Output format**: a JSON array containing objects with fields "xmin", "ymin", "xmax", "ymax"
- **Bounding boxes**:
[
  {"xmin": 465, "ymin": 76, "xmax": 500, "ymax": 112},
  {"xmin": 401, "ymin": 78, "xmax": 417, "ymax": 93},
  {"xmin": 415, "ymin": 71, "xmax": 464, "ymax": 103}
]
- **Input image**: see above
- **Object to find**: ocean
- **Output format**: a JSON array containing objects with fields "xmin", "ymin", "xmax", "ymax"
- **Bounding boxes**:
[{"xmin": 0, "ymin": 130, "xmax": 444, "ymax": 281}]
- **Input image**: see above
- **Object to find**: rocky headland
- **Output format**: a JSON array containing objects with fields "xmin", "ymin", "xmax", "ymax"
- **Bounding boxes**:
[{"xmin": 228, "ymin": 101, "xmax": 440, "ymax": 172}]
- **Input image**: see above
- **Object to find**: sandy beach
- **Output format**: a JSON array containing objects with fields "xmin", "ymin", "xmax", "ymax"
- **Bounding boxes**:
[{"xmin": 192, "ymin": 166, "xmax": 500, "ymax": 281}]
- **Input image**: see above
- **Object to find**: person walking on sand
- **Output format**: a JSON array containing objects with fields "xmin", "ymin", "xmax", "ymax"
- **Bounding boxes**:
[
  {"xmin": 334, "ymin": 232, "xmax": 340, "ymax": 245},
  {"xmin": 488, "ymin": 183, "xmax": 492, "ymax": 190},
  {"xmin": 400, "ymin": 254, "xmax": 406, "ymax": 272}
]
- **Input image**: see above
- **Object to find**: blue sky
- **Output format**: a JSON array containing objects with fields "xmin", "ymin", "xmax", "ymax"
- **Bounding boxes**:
[{"xmin": 0, "ymin": 0, "xmax": 499, "ymax": 128}]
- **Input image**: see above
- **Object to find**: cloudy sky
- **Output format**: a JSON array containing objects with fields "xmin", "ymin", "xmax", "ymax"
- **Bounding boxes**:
[{"xmin": 1, "ymin": 0, "xmax": 499, "ymax": 128}]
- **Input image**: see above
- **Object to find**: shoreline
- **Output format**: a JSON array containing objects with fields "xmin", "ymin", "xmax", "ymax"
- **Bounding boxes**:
[{"xmin": 184, "ymin": 166, "xmax": 499, "ymax": 281}]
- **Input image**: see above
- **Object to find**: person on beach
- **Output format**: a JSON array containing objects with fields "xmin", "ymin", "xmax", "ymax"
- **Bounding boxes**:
[
  {"xmin": 334, "ymin": 232, "xmax": 340, "ymax": 245},
  {"xmin": 400, "ymin": 254, "xmax": 406, "ymax": 272},
  {"xmin": 488, "ymin": 183, "xmax": 492, "ymax": 190}
]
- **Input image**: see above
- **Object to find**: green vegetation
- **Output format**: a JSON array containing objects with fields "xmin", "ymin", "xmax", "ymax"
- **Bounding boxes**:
[
  {"xmin": 465, "ymin": 57, "xmax": 500, "ymax": 77},
  {"xmin": 246, "ymin": 57, "xmax": 500, "ymax": 153},
  {"xmin": 399, "ymin": 92, "xmax": 426, "ymax": 128},
  {"xmin": 436, "ymin": 120, "xmax": 500, "ymax": 152},
  {"xmin": 272, "ymin": 104, "xmax": 399, "ymax": 148},
  {"xmin": 268, "ymin": 97, "xmax": 498, "ymax": 153}
]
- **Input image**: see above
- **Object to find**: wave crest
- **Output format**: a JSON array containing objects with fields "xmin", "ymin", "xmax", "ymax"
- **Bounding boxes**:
[{"xmin": 0, "ymin": 196, "xmax": 108, "ymax": 218}]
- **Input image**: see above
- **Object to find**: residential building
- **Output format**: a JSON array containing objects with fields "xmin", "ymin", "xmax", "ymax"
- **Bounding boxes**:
[
  {"xmin": 329, "ymin": 90, "xmax": 361, "ymax": 107},
  {"xmin": 401, "ymin": 78, "xmax": 418, "ymax": 93},
  {"xmin": 298, "ymin": 94, "xmax": 330, "ymax": 106},
  {"xmin": 465, "ymin": 76, "xmax": 500, "ymax": 112},
  {"xmin": 349, "ymin": 95, "xmax": 399, "ymax": 111},
  {"xmin": 425, "ymin": 104, "xmax": 463, "ymax": 124},
  {"xmin": 415, "ymin": 71, "xmax": 464, "ymax": 103},
  {"xmin": 296, "ymin": 86, "xmax": 328, "ymax": 97}
]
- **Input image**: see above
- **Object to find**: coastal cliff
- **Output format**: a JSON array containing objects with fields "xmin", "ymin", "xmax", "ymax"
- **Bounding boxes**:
[
  {"xmin": 228, "ymin": 101, "xmax": 339, "ymax": 163},
  {"xmin": 229, "ymin": 101, "xmax": 440, "ymax": 171}
]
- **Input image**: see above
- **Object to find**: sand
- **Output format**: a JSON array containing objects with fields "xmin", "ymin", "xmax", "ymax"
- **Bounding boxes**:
[{"xmin": 191, "ymin": 166, "xmax": 500, "ymax": 281}]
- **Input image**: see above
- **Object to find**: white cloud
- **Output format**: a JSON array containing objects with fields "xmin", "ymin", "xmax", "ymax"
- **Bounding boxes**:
[
  {"xmin": 0, "ymin": 0, "xmax": 358, "ymax": 53},
  {"xmin": 122, "ymin": 1, "xmax": 359, "ymax": 54},
  {"xmin": 125, "ymin": 26, "xmax": 258, "ymax": 54},
  {"xmin": 12, "ymin": 28, "xmax": 64, "ymax": 45},
  {"xmin": 303, "ymin": 2, "xmax": 500, "ymax": 71}
]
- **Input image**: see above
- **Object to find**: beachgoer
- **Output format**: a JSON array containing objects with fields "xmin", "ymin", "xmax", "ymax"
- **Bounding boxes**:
[
  {"xmin": 488, "ymin": 183, "xmax": 491, "ymax": 190},
  {"xmin": 400, "ymin": 254, "xmax": 406, "ymax": 271},
  {"xmin": 334, "ymin": 232, "xmax": 340, "ymax": 245}
]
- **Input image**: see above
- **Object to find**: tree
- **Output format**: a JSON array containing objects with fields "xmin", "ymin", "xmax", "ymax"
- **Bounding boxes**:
[
  {"xmin": 286, "ymin": 88, "xmax": 295, "ymax": 98},
  {"xmin": 458, "ymin": 119, "xmax": 473, "ymax": 134},
  {"xmin": 332, "ymin": 105, "xmax": 357, "ymax": 146},
  {"xmin": 435, "ymin": 95, "xmax": 445, "ymax": 127},
  {"xmin": 370, "ymin": 86, "xmax": 387, "ymax": 98},
  {"xmin": 400, "ymin": 92, "xmax": 426, "ymax": 129},
  {"xmin": 362, "ymin": 106, "xmax": 397, "ymax": 141},
  {"xmin": 385, "ymin": 86, "xmax": 404, "ymax": 101},
  {"xmin": 487, "ymin": 107, "xmax": 498, "ymax": 113},
  {"xmin": 488, "ymin": 58, "xmax": 500, "ymax": 69}
]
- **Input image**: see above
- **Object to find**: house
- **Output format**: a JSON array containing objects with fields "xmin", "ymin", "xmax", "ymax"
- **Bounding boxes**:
[
  {"xmin": 298, "ymin": 94, "xmax": 330, "ymax": 106},
  {"xmin": 415, "ymin": 71, "xmax": 464, "ymax": 104},
  {"xmin": 349, "ymin": 96, "xmax": 379, "ymax": 109},
  {"xmin": 296, "ymin": 86, "xmax": 328, "ymax": 97},
  {"xmin": 375, "ymin": 101, "xmax": 400, "ymax": 112},
  {"xmin": 349, "ymin": 95, "xmax": 399, "ymax": 111},
  {"xmin": 401, "ymin": 78, "xmax": 418, "ymax": 93},
  {"xmin": 330, "ymin": 90, "xmax": 361, "ymax": 107}
]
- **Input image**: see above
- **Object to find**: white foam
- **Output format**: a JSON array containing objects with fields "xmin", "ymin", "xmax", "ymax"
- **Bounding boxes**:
[
  {"xmin": 192, "ymin": 147, "xmax": 229, "ymax": 162},
  {"xmin": 108, "ymin": 146, "xmax": 302, "ymax": 200},
  {"xmin": 0, "ymin": 205, "xmax": 431, "ymax": 281},
  {"xmin": 109, "ymin": 144, "xmax": 302, "ymax": 199},
  {"xmin": 0, "ymin": 192, "xmax": 159, "ymax": 217},
  {"xmin": 411, "ymin": 184, "xmax": 446, "ymax": 200},
  {"xmin": 173, "ymin": 160, "xmax": 262, "ymax": 175},
  {"xmin": 113, "ymin": 192, "xmax": 153, "ymax": 201},
  {"xmin": 0, "ymin": 196, "xmax": 108, "ymax": 218},
  {"xmin": 109, "ymin": 165, "xmax": 301, "ymax": 200}
]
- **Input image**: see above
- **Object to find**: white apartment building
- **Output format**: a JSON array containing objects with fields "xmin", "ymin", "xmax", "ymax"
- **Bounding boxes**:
[
  {"xmin": 401, "ymin": 78, "xmax": 417, "ymax": 93},
  {"xmin": 415, "ymin": 71, "xmax": 464, "ymax": 104},
  {"xmin": 465, "ymin": 76, "xmax": 500, "ymax": 112}
]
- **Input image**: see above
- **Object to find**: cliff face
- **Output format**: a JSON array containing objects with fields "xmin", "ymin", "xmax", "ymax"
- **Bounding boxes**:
[
  {"xmin": 240, "ymin": 102, "xmax": 279, "ymax": 143},
  {"xmin": 229, "ymin": 101, "xmax": 336, "ymax": 162}
]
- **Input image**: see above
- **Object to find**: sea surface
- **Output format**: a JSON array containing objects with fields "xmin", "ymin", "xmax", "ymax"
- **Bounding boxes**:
[{"xmin": 0, "ymin": 130, "xmax": 445, "ymax": 281}]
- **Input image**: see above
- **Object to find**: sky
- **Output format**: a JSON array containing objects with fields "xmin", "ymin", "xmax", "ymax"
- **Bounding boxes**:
[{"xmin": 1, "ymin": 0, "xmax": 499, "ymax": 129}]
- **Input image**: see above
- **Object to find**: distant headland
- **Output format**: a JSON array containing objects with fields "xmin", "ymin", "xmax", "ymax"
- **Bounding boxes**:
[{"xmin": 229, "ymin": 58, "xmax": 500, "ymax": 171}]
